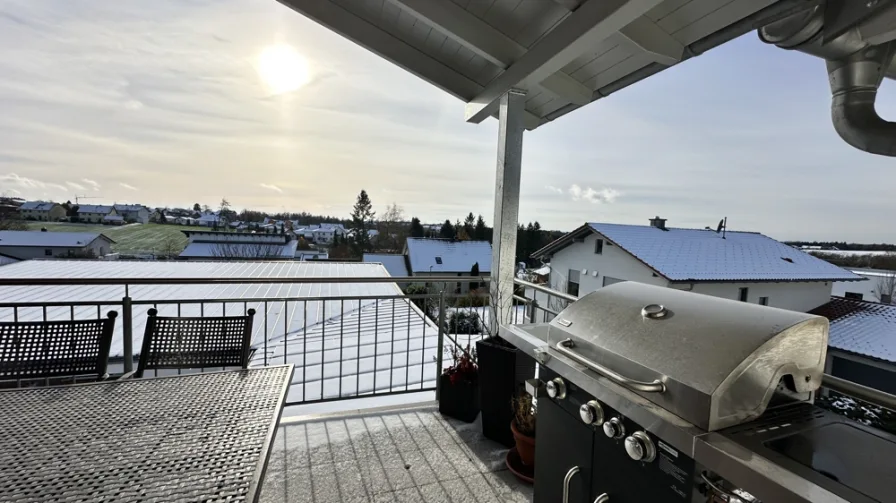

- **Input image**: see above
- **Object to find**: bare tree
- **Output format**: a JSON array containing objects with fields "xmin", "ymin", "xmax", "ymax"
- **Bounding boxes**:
[
  {"xmin": 876, "ymin": 271, "xmax": 896, "ymax": 304},
  {"xmin": 379, "ymin": 202, "xmax": 406, "ymax": 251},
  {"xmin": 211, "ymin": 242, "xmax": 286, "ymax": 259},
  {"xmin": 0, "ymin": 217, "xmax": 26, "ymax": 231},
  {"xmin": 158, "ymin": 236, "xmax": 181, "ymax": 259}
]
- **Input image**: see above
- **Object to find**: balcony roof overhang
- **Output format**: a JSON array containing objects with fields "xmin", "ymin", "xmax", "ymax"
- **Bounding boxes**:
[{"xmin": 277, "ymin": 0, "xmax": 815, "ymax": 130}]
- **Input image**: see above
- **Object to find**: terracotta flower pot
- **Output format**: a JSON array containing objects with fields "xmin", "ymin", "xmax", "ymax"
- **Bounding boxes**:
[{"xmin": 511, "ymin": 420, "xmax": 536, "ymax": 467}]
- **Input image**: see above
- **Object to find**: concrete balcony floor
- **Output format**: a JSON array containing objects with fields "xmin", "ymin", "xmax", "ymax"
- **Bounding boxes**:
[{"xmin": 260, "ymin": 403, "xmax": 533, "ymax": 503}]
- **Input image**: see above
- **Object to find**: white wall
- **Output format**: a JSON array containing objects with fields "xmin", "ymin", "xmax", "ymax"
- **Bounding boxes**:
[
  {"xmin": 676, "ymin": 281, "xmax": 831, "ymax": 312},
  {"xmin": 832, "ymin": 273, "xmax": 882, "ymax": 302},
  {"xmin": 548, "ymin": 232, "xmax": 666, "ymax": 296}
]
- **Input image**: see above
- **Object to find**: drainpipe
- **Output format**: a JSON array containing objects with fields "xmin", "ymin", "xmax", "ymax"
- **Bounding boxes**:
[{"xmin": 759, "ymin": 5, "xmax": 896, "ymax": 156}]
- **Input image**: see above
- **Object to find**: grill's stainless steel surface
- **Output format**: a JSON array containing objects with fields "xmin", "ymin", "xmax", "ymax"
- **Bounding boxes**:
[{"xmin": 545, "ymin": 282, "xmax": 828, "ymax": 431}]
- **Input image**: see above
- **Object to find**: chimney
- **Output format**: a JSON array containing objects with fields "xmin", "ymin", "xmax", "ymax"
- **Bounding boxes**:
[{"xmin": 648, "ymin": 216, "xmax": 667, "ymax": 231}]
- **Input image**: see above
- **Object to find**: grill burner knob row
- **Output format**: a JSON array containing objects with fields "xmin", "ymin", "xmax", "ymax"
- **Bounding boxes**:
[
  {"xmin": 546, "ymin": 378, "xmax": 567, "ymax": 400},
  {"xmin": 579, "ymin": 400, "xmax": 605, "ymax": 425},
  {"xmin": 624, "ymin": 431, "xmax": 656, "ymax": 462},
  {"xmin": 602, "ymin": 417, "xmax": 625, "ymax": 439}
]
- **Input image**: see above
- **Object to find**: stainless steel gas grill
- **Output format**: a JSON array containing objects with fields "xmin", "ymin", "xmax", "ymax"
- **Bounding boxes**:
[{"xmin": 500, "ymin": 282, "xmax": 896, "ymax": 503}]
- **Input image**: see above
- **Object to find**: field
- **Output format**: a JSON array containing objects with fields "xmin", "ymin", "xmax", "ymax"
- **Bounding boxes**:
[{"xmin": 26, "ymin": 223, "xmax": 188, "ymax": 255}]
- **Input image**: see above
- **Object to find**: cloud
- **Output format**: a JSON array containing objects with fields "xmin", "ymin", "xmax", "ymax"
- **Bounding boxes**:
[
  {"xmin": 0, "ymin": 172, "xmax": 66, "ymax": 192},
  {"xmin": 66, "ymin": 181, "xmax": 85, "ymax": 190},
  {"xmin": 259, "ymin": 183, "xmax": 283, "ymax": 193},
  {"xmin": 545, "ymin": 185, "xmax": 564, "ymax": 194},
  {"xmin": 81, "ymin": 178, "xmax": 101, "ymax": 190},
  {"xmin": 119, "ymin": 182, "xmax": 138, "ymax": 191},
  {"xmin": 568, "ymin": 184, "xmax": 620, "ymax": 204}
]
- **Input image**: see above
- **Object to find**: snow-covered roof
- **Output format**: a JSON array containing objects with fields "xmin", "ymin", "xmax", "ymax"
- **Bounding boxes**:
[
  {"xmin": 113, "ymin": 204, "xmax": 146, "ymax": 212},
  {"xmin": 77, "ymin": 205, "xmax": 114, "ymax": 214},
  {"xmin": 364, "ymin": 254, "xmax": 409, "ymax": 278},
  {"xmin": 295, "ymin": 251, "xmax": 328, "ymax": 261},
  {"xmin": 197, "ymin": 213, "xmax": 222, "ymax": 222},
  {"xmin": 19, "ymin": 201, "xmax": 58, "ymax": 211},
  {"xmin": 0, "ymin": 260, "xmax": 401, "ymax": 358},
  {"xmin": 811, "ymin": 297, "xmax": 896, "ymax": 364},
  {"xmin": 405, "ymin": 238, "xmax": 491, "ymax": 274},
  {"xmin": 179, "ymin": 240, "xmax": 298, "ymax": 259},
  {"xmin": 0, "ymin": 231, "xmax": 112, "ymax": 247},
  {"xmin": 535, "ymin": 222, "xmax": 863, "ymax": 283}
]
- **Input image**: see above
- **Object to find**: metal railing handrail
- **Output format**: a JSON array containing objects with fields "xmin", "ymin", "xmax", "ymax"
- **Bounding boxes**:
[
  {"xmin": 0, "ymin": 275, "xmax": 492, "ymax": 286},
  {"xmin": 514, "ymin": 277, "xmax": 578, "ymax": 302}
]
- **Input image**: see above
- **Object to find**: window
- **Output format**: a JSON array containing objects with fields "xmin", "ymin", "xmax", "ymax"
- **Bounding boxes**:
[
  {"xmin": 758, "ymin": 297, "xmax": 769, "ymax": 306},
  {"xmin": 435, "ymin": 257, "xmax": 442, "ymax": 265},
  {"xmin": 594, "ymin": 239, "xmax": 604, "ymax": 255},
  {"xmin": 603, "ymin": 276, "xmax": 624, "ymax": 287},
  {"xmin": 44, "ymin": 249, "xmax": 52, "ymax": 256},
  {"xmin": 844, "ymin": 291, "xmax": 864, "ymax": 300},
  {"xmin": 739, "ymin": 287, "xmax": 749, "ymax": 302},
  {"xmin": 567, "ymin": 269, "xmax": 580, "ymax": 297}
]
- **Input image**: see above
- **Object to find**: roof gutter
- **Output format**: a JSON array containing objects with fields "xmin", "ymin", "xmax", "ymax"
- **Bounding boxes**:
[{"xmin": 759, "ymin": 4, "xmax": 896, "ymax": 156}]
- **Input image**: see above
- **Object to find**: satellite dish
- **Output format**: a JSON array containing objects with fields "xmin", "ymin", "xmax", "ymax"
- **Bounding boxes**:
[{"xmin": 716, "ymin": 219, "xmax": 724, "ymax": 233}]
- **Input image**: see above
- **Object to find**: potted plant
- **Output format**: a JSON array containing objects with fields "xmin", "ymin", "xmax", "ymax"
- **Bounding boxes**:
[
  {"xmin": 511, "ymin": 393, "xmax": 536, "ymax": 466},
  {"xmin": 438, "ymin": 345, "xmax": 479, "ymax": 422},
  {"xmin": 476, "ymin": 335, "xmax": 535, "ymax": 447}
]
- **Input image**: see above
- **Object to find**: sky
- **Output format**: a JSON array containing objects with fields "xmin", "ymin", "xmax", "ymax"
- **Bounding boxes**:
[{"xmin": 0, "ymin": 0, "xmax": 894, "ymax": 243}]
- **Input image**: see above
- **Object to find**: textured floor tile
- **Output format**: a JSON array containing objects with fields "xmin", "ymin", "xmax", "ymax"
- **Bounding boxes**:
[
  {"xmin": 482, "ymin": 470, "xmax": 533, "ymax": 502},
  {"xmin": 357, "ymin": 455, "xmax": 394, "ymax": 495},
  {"xmin": 393, "ymin": 482, "xmax": 450, "ymax": 503},
  {"xmin": 398, "ymin": 450, "xmax": 440, "ymax": 486}
]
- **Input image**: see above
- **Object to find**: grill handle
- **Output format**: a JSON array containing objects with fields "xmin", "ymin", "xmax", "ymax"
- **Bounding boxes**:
[
  {"xmin": 562, "ymin": 466, "xmax": 580, "ymax": 503},
  {"xmin": 556, "ymin": 338, "xmax": 666, "ymax": 393}
]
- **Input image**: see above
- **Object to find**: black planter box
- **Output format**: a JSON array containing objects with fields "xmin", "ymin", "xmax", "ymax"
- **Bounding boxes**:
[
  {"xmin": 438, "ymin": 374, "xmax": 480, "ymax": 423},
  {"xmin": 476, "ymin": 337, "xmax": 535, "ymax": 447}
]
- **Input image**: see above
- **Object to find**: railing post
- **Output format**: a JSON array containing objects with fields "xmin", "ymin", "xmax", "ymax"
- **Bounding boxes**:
[
  {"xmin": 529, "ymin": 299, "xmax": 538, "ymax": 323},
  {"xmin": 122, "ymin": 294, "xmax": 134, "ymax": 373},
  {"xmin": 435, "ymin": 290, "xmax": 446, "ymax": 401}
]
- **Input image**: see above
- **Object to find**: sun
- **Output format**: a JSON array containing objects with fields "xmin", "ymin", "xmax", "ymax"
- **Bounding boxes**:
[{"xmin": 257, "ymin": 44, "xmax": 310, "ymax": 94}]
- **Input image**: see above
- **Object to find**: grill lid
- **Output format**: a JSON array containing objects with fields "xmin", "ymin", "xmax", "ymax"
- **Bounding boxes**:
[{"xmin": 547, "ymin": 282, "xmax": 828, "ymax": 431}]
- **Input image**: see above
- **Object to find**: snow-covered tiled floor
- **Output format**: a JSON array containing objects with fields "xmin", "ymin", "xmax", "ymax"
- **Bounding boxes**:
[{"xmin": 260, "ymin": 403, "xmax": 533, "ymax": 503}]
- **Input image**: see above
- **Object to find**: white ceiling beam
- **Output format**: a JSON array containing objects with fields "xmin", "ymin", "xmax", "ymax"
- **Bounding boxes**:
[
  {"xmin": 464, "ymin": 0, "xmax": 664, "ymax": 124},
  {"xmin": 387, "ymin": 0, "xmax": 592, "ymax": 107},
  {"xmin": 277, "ymin": 0, "xmax": 482, "ymax": 102},
  {"xmin": 617, "ymin": 16, "xmax": 683, "ymax": 65}
]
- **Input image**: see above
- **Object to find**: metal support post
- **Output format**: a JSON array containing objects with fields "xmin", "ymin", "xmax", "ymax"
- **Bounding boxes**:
[
  {"xmin": 122, "ymin": 295, "xmax": 134, "ymax": 373},
  {"xmin": 435, "ymin": 291, "xmax": 446, "ymax": 401},
  {"xmin": 489, "ymin": 89, "xmax": 526, "ymax": 335},
  {"xmin": 529, "ymin": 299, "xmax": 538, "ymax": 323}
]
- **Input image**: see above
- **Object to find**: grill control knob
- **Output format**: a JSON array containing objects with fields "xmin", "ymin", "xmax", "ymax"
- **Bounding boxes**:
[
  {"xmin": 546, "ymin": 378, "xmax": 567, "ymax": 400},
  {"xmin": 624, "ymin": 431, "xmax": 656, "ymax": 462},
  {"xmin": 579, "ymin": 400, "xmax": 604, "ymax": 425},
  {"xmin": 602, "ymin": 417, "xmax": 625, "ymax": 439}
]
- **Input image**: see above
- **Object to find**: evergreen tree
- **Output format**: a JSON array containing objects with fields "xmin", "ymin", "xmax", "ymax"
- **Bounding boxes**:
[
  {"xmin": 474, "ymin": 215, "xmax": 487, "ymax": 240},
  {"xmin": 439, "ymin": 219, "xmax": 455, "ymax": 239},
  {"xmin": 409, "ymin": 217, "xmax": 424, "ymax": 238},
  {"xmin": 350, "ymin": 189, "xmax": 376, "ymax": 256},
  {"xmin": 463, "ymin": 213, "xmax": 475, "ymax": 235},
  {"xmin": 193, "ymin": 203, "xmax": 201, "ymax": 212}
]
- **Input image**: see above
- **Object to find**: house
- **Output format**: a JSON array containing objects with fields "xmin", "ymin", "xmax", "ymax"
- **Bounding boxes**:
[
  {"xmin": 102, "ymin": 214, "xmax": 125, "ymax": 226},
  {"xmin": 197, "ymin": 212, "xmax": 223, "ymax": 228},
  {"xmin": 113, "ymin": 204, "xmax": 150, "ymax": 224},
  {"xmin": 312, "ymin": 224, "xmax": 345, "ymax": 245},
  {"xmin": 174, "ymin": 216, "xmax": 197, "ymax": 226},
  {"xmin": 0, "ymin": 231, "xmax": 114, "ymax": 259},
  {"xmin": 179, "ymin": 231, "xmax": 297, "ymax": 260},
  {"xmin": 18, "ymin": 202, "xmax": 66, "ymax": 222},
  {"xmin": 832, "ymin": 267, "xmax": 896, "ymax": 303},
  {"xmin": 363, "ymin": 253, "xmax": 410, "ymax": 288},
  {"xmin": 403, "ymin": 238, "xmax": 491, "ymax": 293},
  {"xmin": 532, "ymin": 217, "xmax": 864, "ymax": 313},
  {"xmin": 77, "ymin": 205, "xmax": 116, "ymax": 224},
  {"xmin": 810, "ymin": 297, "xmax": 896, "ymax": 394}
]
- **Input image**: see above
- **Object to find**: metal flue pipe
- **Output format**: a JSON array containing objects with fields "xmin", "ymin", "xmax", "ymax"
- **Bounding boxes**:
[{"xmin": 759, "ymin": 5, "xmax": 896, "ymax": 156}]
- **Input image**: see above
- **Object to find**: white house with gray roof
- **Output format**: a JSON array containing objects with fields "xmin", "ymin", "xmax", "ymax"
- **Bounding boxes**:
[
  {"xmin": 404, "ymin": 238, "xmax": 491, "ymax": 294},
  {"xmin": 18, "ymin": 201, "xmax": 65, "ymax": 221},
  {"xmin": 77, "ymin": 205, "xmax": 116, "ymax": 223},
  {"xmin": 0, "ymin": 231, "xmax": 114, "ymax": 259},
  {"xmin": 533, "ymin": 217, "xmax": 864, "ymax": 313},
  {"xmin": 113, "ymin": 204, "xmax": 150, "ymax": 224}
]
